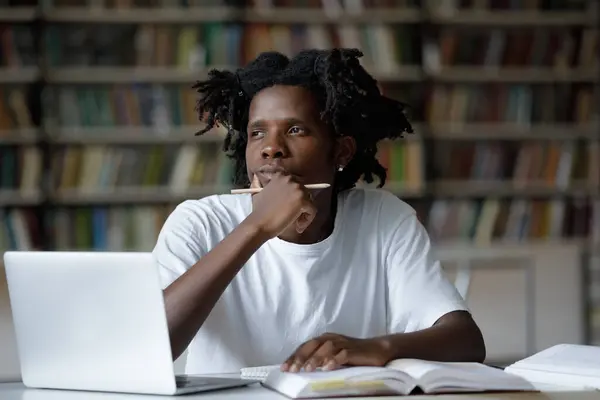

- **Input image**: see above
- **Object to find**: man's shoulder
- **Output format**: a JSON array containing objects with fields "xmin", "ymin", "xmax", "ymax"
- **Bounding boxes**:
[
  {"xmin": 170, "ymin": 193, "xmax": 251, "ymax": 225},
  {"xmin": 342, "ymin": 187, "xmax": 416, "ymax": 218}
]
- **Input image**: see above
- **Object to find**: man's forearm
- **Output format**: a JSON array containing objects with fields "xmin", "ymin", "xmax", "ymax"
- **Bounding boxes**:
[
  {"xmin": 376, "ymin": 311, "xmax": 486, "ymax": 364},
  {"xmin": 163, "ymin": 219, "xmax": 269, "ymax": 360}
]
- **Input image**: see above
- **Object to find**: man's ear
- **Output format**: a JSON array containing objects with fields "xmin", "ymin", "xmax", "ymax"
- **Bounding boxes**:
[{"xmin": 334, "ymin": 136, "xmax": 357, "ymax": 168}]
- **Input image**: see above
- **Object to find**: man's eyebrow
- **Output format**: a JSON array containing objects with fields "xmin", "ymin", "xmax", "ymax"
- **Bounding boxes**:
[
  {"xmin": 248, "ymin": 118, "xmax": 307, "ymax": 128},
  {"xmin": 247, "ymin": 119, "xmax": 266, "ymax": 129},
  {"xmin": 285, "ymin": 118, "xmax": 306, "ymax": 125}
]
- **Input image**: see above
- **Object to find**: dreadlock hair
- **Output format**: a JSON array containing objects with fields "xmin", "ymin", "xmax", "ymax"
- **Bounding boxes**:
[{"xmin": 192, "ymin": 48, "xmax": 413, "ymax": 193}]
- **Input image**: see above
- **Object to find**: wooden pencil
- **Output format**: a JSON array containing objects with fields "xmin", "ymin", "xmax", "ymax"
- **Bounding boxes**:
[{"xmin": 230, "ymin": 183, "xmax": 330, "ymax": 194}]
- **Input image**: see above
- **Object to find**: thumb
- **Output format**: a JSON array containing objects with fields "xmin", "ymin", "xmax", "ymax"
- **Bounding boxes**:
[{"xmin": 295, "ymin": 207, "xmax": 317, "ymax": 234}]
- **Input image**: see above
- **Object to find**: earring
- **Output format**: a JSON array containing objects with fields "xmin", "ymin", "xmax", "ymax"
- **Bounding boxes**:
[{"xmin": 337, "ymin": 165, "xmax": 344, "ymax": 172}]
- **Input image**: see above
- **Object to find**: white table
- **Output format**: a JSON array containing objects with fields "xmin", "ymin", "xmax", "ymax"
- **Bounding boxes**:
[{"xmin": 2, "ymin": 382, "xmax": 600, "ymax": 400}]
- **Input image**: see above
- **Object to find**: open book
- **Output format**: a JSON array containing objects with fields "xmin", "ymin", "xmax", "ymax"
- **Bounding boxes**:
[
  {"xmin": 256, "ymin": 359, "xmax": 535, "ymax": 399},
  {"xmin": 504, "ymin": 344, "xmax": 600, "ymax": 390}
]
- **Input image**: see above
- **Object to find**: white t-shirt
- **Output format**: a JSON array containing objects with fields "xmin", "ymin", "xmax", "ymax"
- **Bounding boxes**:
[{"xmin": 152, "ymin": 188, "xmax": 468, "ymax": 374}]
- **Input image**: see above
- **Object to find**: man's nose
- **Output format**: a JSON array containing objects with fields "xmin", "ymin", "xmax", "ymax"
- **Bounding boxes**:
[{"xmin": 261, "ymin": 134, "xmax": 288, "ymax": 159}]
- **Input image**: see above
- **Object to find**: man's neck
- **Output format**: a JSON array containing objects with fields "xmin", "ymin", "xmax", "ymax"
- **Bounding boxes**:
[{"xmin": 277, "ymin": 190, "xmax": 337, "ymax": 245}]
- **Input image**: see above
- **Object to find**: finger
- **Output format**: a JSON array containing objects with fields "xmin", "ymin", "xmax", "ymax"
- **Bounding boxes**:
[
  {"xmin": 303, "ymin": 340, "xmax": 337, "ymax": 372},
  {"xmin": 295, "ymin": 190, "xmax": 317, "ymax": 234},
  {"xmin": 322, "ymin": 349, "xmax": 350, "ymax": 371},
  {"xmin": 281, "ymin": 339, "xmax": 322, "ymax": 373},
  {"xmin": 295, "ymin": 205, "xmax": 317, "ymax": 234}
]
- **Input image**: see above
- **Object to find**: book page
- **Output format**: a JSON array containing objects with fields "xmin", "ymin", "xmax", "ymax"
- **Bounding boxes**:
[
  {"xmin": 386, "ymin": 359, "xmax": 446, "ymax": 380},
  {"xmin": 385, "ymin": 359, "xmax": 499, "ymax": 380},
  {"xmin": 385, "ymin": 359, "xmax": 535, "ymax": 393},
  {"xmin": 263, "ymin": 366, "xmax": 415, "ymax": 398},
  {"xmin": 292, "ymin": 366, "xmax": 404, "ymax": 382},
  {"xmin": 511, "ymin": 344, "xmax": 600, "ymax": 377}
]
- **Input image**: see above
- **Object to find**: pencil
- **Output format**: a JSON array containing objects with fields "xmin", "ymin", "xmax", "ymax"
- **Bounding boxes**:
[{"xmin": 230, "ymin": 183, "xmax": 330, "ymax": 194}]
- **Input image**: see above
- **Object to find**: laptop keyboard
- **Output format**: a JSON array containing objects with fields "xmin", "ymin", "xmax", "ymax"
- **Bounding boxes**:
[{"xmin": 175, "ymin": 375, "xmax": 243, "ymax": 389}]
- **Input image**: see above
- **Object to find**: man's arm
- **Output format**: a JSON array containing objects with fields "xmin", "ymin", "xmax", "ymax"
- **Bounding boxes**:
[
  {"xmin": 282, "ymin": 197, "xmax": 486, "ymax": 372},
  {"xmin": 381, "ymin": 205, "xmax": 487, "ymax": 363},
  {"xmin": 163, "ymin": 219, "xmax": 269, "ymax": 360},
  {"xmin": 376, "ymin": 310, "xmax": 486, "ymax": 363},
  {"xmin": 281, "ymin": 311, "xmax": 485, "ymax": 372},
  {"xmin": 371, "ymin": 202, "xmax": 486, "ymax": 365},
  {"xmin": 160, "ymin": 173, "xmax": 316, "ymax": 361}
]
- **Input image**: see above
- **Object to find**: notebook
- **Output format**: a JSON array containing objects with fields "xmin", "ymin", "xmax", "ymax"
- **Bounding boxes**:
[
  {"xmin": 241, "ymin": 365, "xmax": 330, "ymax": 381},
  {"xmin": 504, "ymin": 344, "xmax": 600, "ymax": 390},
  {"xmin": 254, "ymin": 359, "xmax": 535, "ymax": 398},
  {"xmin": 241, "ymin": 365, "xmax": 281, "ymax": 381}
]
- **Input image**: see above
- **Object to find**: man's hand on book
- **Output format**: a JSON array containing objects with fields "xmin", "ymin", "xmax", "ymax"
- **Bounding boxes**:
[{"xmin": 280, "ymin": 333, "xmax": 390, "ymax": 373}]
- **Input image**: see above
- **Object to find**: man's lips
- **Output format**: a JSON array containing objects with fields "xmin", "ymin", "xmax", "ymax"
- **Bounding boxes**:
[
  {"xmin": 257, "ymin": 165, "xmax": 288, "ymax": 175},
  {"xmin": 255, "ymin": 165, "xmax": 299, "ymax": 183}
]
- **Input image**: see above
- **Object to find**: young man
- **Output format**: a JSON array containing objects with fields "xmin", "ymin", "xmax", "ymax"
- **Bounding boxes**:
[{"xmin": 153, "ymin": 49, "xmax": 485, "ymax": 375}]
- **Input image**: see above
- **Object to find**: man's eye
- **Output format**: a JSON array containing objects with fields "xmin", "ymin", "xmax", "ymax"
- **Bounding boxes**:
[
  {"xmin": 250, "ymin": 130, "xmax": 265, "ymax": 138},
  {"xmin": 289, "ymin": 126, "xmax": 304, "ymax": 135}
]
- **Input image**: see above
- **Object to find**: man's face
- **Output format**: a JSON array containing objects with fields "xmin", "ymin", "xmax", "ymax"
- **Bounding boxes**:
[{"xmin": 245, "ymin": 85, "xmax": 337, "ymax": 188}]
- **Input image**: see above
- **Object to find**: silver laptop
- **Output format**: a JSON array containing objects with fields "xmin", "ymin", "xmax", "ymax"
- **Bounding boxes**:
[
  {"xmin": 0, "ymin": 261, "xmax": 21, "ymax": 383},
  {"xmin": 3, "ymin": 251, "xmax": 257, "ymax": 395}
]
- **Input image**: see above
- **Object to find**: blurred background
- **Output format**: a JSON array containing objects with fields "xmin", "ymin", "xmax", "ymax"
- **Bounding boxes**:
[{"xmin": 0, "ymin": 0, "xmax": 599, "ymax": 369}]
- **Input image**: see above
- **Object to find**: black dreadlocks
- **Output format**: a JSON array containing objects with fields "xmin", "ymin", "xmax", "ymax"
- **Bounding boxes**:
[{"xmin": 192, "ymin": 48, "xmax": 413, "ymax": 192}]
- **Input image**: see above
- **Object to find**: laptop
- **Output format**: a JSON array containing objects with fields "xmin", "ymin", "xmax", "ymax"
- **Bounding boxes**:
[
  {"xmin": 0, "ymin": 261, "xmax": 21, "ymax": 383},
  {"xmin": 3, "ymin": 251, "xmax": 258, "ymax": 395}
]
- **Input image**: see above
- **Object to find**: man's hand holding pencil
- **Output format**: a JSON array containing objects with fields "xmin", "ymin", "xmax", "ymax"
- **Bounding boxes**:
[{"xmin": 234, "ymin": 173, "xmax": 327, "ymax": 238}]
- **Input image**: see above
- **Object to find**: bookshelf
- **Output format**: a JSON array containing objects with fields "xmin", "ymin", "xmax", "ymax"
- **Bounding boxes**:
[{"xmin": 0, "ymin": 0, "xmax": 599, "ymax": 342}]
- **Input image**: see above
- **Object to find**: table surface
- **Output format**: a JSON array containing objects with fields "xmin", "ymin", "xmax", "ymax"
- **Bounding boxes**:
[{"xmin": 1, "ymin": 381, "xmax": 600, "ymax": 400}]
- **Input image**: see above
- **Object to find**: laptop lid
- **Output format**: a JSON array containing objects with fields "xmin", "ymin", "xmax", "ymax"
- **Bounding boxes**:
[
  {"xmin": 0, "ymin": 261, "xmax": 21, "ymax": 383},
  {"xmin": 3, "ymin": 251, "xmax": 178, "ymax": 395}
]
